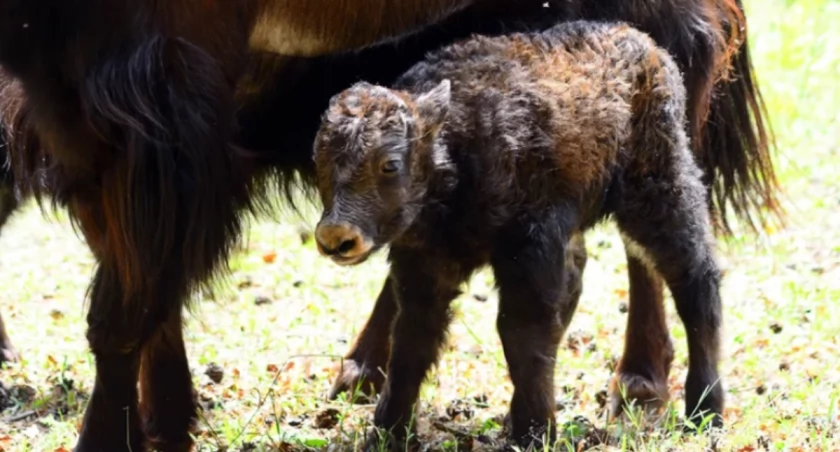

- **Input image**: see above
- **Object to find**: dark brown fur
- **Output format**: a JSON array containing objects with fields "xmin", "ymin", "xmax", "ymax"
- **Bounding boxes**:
[
  {"xmin": 0, "ymin": 0, "xmax": 771, "ymax": 449},
  {"xmin": 314, "ymin": 21, "xmax": 723, "ymax": 448},
  {"xmin": 0, "ymin": 132, "xmax": 19, "ymax": 365}
]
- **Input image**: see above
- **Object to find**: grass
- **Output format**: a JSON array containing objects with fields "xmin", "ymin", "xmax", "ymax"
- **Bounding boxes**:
[{"xmin": 1, "ymin": 0, "xmax": 838, "ymax": 450}]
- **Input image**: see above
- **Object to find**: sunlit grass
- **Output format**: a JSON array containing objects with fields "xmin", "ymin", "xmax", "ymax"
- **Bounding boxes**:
[{"xmin": 0, "ymin": 0, "xmax": 837, "ymax": 450}]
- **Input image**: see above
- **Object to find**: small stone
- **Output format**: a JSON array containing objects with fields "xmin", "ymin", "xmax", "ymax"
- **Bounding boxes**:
[
  {"xmin": 779, "ymin": 362, "xmax": 790, "ymax": 372},
  {"xmin": 445, "ymin": 398, "xmax": 474, "ymax": 420},
  {"xmin": 237, "ymin": 277, "xmax": 253, "ymax": 289},
  {"xmin": 769, "ymin": 322, "xmax": 783, "ymax": 334},
  {"xmin": 595, "ymin": 389, "xmax": 608, "ymax": 409},
  {"xmin": 299, "ymin": 229, "xmax": 313, "ymax": 245},
  {"xmin": 756, "ymin": 384, "xmax": 767, "ymax": 395},
  {"xmin": 605, "ymin": 355, "xmax": 618, "ymax": 372},
  {"xmin": 254, "ymin": 295, "xmax": 272, "ymax": 306},
  {"xmin": 313, "ymin": 408, "xmax": 341, "ymax": 429},
  {"xmin": 566, "ymin": 330, "xmax": 593, "ymax": 353},
  {"xmin": 288, "ymin": 417, "xmax": 303, "ymax": 427},
  {"xmin": 205, "ymin": 363, "xmax": 224, "ymax": 384},
  {"xmin": 618, "ymin": 302, "xmax": 628, "ymax": 314},
  {"xmin": 10, "ymin": 384, "xmax": 36, "ymax": 404},
  {"xmin": 472, "ymin": 394, "xmax": 489, "ymax": 406},
  {"xmin": 757, "ymin": 433, "xmax": 771, "ymax": 450}
]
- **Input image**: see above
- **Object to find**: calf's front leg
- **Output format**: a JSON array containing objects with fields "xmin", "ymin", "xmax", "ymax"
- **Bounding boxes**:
[
  {"xmin": 366, "ymin": 249, "xmax": 469, "ymax": 450},
  {"xmin": 491, "ymin": 220, "xmax": 579, "ymax": 448}
]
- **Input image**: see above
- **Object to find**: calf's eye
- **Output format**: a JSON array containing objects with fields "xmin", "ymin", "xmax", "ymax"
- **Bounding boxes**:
[{"xmin": 381, "ymin": 159, "xmax": 402, "ymax": 174}]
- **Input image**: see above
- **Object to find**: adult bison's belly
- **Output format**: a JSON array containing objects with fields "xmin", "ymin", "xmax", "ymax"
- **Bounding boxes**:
[
  {"xmin": 236, "ymin": 0, "xmax": 567, "ymax": 156},
  {"xmin": 246, "ymin": 0, "xmax": 555, "ymax": 57}
]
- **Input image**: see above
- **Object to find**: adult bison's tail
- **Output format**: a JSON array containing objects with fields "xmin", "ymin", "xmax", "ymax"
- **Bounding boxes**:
[
  {"xmin": 700, "ymin": 0, "xmax": 781, "ymax": 234},
  {"xmin": 689, "ymin": 0, "xmax": 782, "ymax": 233}
]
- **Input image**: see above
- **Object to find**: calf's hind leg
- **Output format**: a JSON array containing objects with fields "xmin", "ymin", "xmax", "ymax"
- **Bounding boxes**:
[
  {"xmin": 492, "ymin": 220, "xmax": 580, "ymax": 448},
  {"xmin": 616, "ymin": 124, "xmax": 724, "ymax": 427}
]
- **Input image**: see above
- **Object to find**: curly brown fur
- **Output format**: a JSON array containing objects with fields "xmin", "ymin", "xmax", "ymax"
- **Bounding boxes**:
[
  {"xmin": 314, "ymin": 21, "xmax": 724, "ymax": 448},
  {"xmin": 318, "ymin": 0, "xmax": 772, "ymax": 423}
]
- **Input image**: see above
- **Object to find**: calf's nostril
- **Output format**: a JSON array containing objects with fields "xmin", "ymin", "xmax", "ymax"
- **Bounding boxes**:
[{"xmin": 337, "ymin": 238, "xmax": 357, "ymax": 255}]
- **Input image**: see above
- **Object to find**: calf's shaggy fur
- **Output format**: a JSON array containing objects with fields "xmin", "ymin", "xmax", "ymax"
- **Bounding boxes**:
[{"xmin": 314, "ymin": 21, "xmax": 723, "ymax": 447}]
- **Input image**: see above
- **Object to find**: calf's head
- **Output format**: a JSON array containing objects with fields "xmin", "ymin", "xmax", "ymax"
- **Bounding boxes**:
[{"xmin": 313, "ymin": 79, "xmax": 452, "ymax": 265}]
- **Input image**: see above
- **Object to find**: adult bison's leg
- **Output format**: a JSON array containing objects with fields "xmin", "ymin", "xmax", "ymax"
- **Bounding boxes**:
[
  {"xmin": 69, "ymin": 33, "xmax": 248, "ymax": 451},
  {"xmin": 139, "ymin": 306, "xmax": 197, "ymax": 451},
  {"xmin": 0, "ymin": 176, "xmax": 20, "ymax": 364},
  {"xmin": 73, "ymin": 227, "xmax": 210, "ymax": 452},
  {"xmin": 609, "ymin": 257, "xmax": 673, "ymax": 418},
  {"xmin": 329, "ymin": 277, "xmax": 395, "ymax": 402},
  {"xmin": 74, "ymin": 257, "xmax": 146, "ymax": 452}
]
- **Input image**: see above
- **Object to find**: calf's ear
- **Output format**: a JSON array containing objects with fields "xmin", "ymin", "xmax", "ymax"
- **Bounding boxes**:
[{"xmin": 415, "ymin": 79, "xmax": 451, "ymax": 132}]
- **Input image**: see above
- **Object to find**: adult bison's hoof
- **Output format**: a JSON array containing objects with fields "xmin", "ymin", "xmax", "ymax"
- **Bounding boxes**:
[
  {"xmin": 608, "ymin": 371, "xmax": 670, "ymax": 420},
  {"xmin": 147, "ymin": 438, "xmax": 193, "ymax": 452},
  {"xmin": 328, "ymin": 359, "xmax": 385, "ymax": 403},
  {"xmin": 73, "ymin": 437, "xmax": 145, "ymax": 452}
]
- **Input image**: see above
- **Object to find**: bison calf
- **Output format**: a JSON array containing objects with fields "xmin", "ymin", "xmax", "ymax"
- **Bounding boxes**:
[{"xmin": 313, "ymin": 20, "xmax": 723, "ymax": 448}]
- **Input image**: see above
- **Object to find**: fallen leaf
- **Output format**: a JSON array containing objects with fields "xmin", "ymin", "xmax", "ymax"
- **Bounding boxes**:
[{"xmin": 262, "ymin": 252, "xmax": 277, "ymax": 263}]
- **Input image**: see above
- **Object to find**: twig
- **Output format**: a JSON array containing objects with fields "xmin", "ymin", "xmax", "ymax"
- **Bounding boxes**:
[{"xmin": 2, "ymin": 409, "xmax": 39, "ymax": 423}]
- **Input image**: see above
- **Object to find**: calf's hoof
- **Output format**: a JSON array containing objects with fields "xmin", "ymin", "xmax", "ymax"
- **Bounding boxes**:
[
  {"xmin": 683, "ymin": 381, "xmax": 724, "ymax": 433},
  {"xmin": 147, "ymin": 438, "xmax": 193, "ymax": 452},
  {"xmin": 501, "ymin": 413, "xmax": 556, "ymax": 450},
  {"xmin": 328, "ymin": 359, "xmax": 385, "ymax": 403},
  {"xmin": 363, "ymin": 427, "xmax": 418, "ymax": 452},
  {"xmin": 608, "ymin": 372, "xmax": 669, "ymax": 420}
]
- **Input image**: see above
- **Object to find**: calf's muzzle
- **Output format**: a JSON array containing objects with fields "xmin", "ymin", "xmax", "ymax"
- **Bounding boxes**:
[{"xmin": 314, "ymin": 221, "xmax": 373, "ymax": 265}]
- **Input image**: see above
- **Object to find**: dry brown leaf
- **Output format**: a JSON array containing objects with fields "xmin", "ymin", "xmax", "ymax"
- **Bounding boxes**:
[{"xmin": 262, "ymin": 252, "xmax": 277, "ymax": 263}]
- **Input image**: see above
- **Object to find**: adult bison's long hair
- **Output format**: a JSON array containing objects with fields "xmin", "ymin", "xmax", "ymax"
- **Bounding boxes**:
[{"xmin": 0, "ymin": 0, "xmax": 776, "ymax": 449}]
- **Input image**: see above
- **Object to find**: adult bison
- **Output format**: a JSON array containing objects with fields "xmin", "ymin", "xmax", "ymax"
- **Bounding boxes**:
[{"xmin": 0, "ymin": 0, "xmax": 776, "ymax": 450}]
